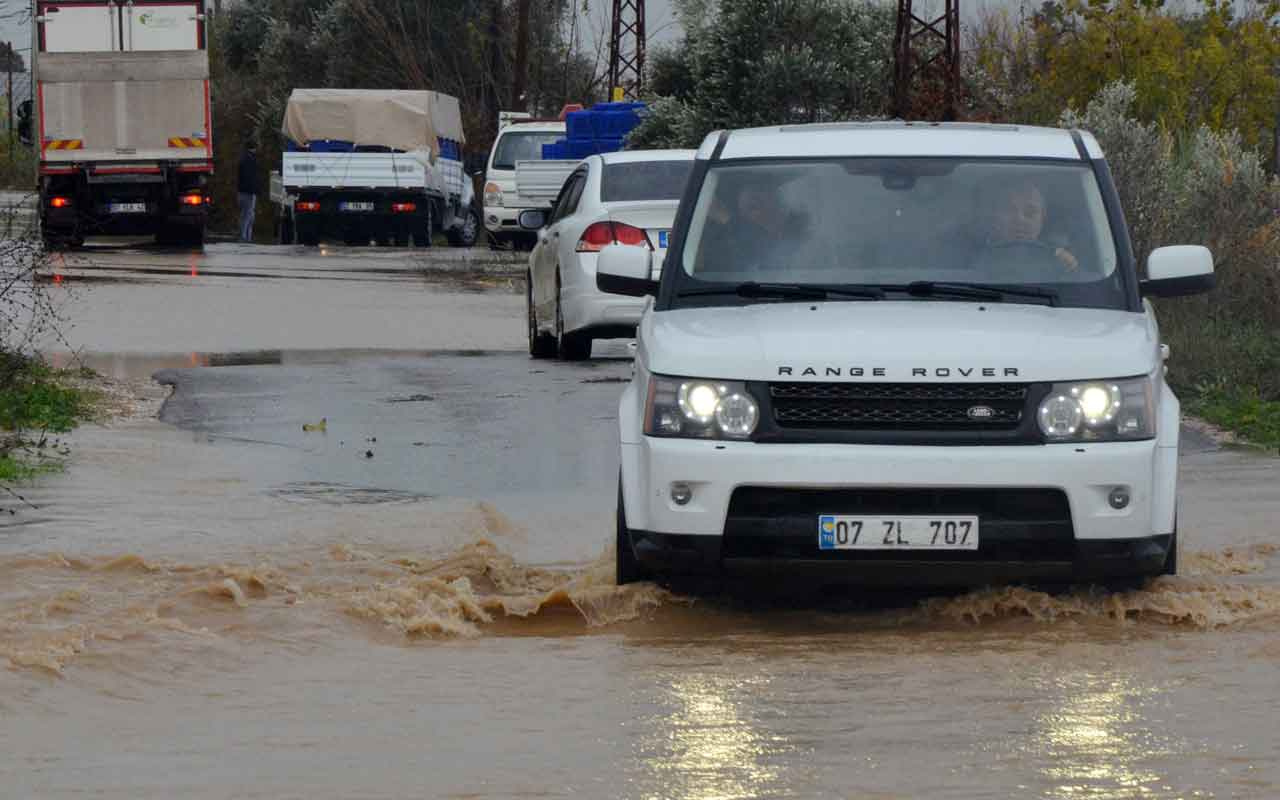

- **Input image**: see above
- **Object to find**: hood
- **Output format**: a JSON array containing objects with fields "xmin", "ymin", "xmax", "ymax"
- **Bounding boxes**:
[{"xmin": 642, "ymin": 301, "xmax": 1157, "ymax": 383}]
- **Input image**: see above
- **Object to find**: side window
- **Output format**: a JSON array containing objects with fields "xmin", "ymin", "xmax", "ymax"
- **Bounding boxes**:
[{"xmin": 553, "ymin": 172, "xmax": 587, "ymax": 223}]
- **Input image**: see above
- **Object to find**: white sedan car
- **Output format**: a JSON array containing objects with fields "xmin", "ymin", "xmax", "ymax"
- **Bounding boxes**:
[{"xmin": 527, "ymin": 150, "xmax": 696, "ymax": 360}]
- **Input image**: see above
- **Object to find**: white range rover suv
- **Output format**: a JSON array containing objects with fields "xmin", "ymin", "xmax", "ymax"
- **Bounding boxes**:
[{"xmin": 596, "ymin": 122, "xmax": 1216, "ymax": 587}]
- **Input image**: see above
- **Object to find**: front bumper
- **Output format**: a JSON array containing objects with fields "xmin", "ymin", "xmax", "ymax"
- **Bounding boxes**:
[{"xmin": 620, "ymin": 437, "xmax": 1176, "ymax": 583}]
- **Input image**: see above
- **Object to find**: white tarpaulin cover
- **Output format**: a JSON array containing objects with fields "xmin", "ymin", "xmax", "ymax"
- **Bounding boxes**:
[{"xmin": 281, "ymin": 89, "xmax": 466, "ymax": 153}]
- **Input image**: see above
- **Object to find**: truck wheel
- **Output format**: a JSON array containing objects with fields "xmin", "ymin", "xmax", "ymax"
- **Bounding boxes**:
[
  {"xmin": 279, "ymin": 212, "xmax": 295, "ymax": 245},
  {"xmin": 413, "ymin": 210, "xmax": 434, "ymax": 248},
  {"xmin": 616, "ymin": 477, "xmax": 648, "ymax": 586},
  {"xmin": 343, "ymin": 231, "xmax": 367, "ymax": 247},
  {"xmin": 446, "ymin": 207, "xmax": 480, "ymax": 248},
  {"xmin": 299, "ymin": 230, "xmax": 320, "ymax": 247}
]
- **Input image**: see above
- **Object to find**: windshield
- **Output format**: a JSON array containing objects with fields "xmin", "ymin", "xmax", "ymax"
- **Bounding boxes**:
[
  {"xmin": 491, "ymin": 132, "xmax": 563, "ymax": 170},
  {"xmin": 602, "ymin": 160, "xmax": 694, "ymax": 202},
  {"xmin": 678, "ymin": 158, "xmax": 1126, "ymax": 309}
]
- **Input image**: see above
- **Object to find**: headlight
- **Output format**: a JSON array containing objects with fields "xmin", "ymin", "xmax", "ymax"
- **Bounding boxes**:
[
  {"xmin": 1038, "ymin": 377, "xmax": 1154, "ymax": 442},
  {"xmin": 483, "ymin": 181, "xmax": 503, "ymax": 208},
  {"xmin": 645, "ymin": 376, "xmax": 760, "ymax": 440}
]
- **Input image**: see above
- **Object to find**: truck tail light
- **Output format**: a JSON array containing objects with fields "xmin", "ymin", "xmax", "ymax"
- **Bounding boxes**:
[
  {"xmin": 391, "ymin": 202, "xmax": 417, "ymax": 213},
  {"xmin": 576, "ymin": 221, "xmax": 651, "ymax": 253},
  {"xmin": 296, "ymin": 201, "xmax": 321, "ymax": 213},
  {"xmin": 49, "ymin": 196, "xmax": 72, "ymax": 209},
  {"xmin": 181, "ymin": 193, "xmax": 205, "ymax": 207}
]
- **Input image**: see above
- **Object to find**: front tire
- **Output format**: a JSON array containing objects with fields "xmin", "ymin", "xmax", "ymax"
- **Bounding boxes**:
[
  {"xmin": 616, "ymin": 479, "xmax": 647, "ymax": 586},
  {"xmin": 446, "ymin": 206, "xmax": 480, "ymax": 248},
  {"xmin": 527, "ymin": 270, "xmax": 555, "ymax": 358},
  {"xmin": 1163, "ymin": 521, "xmax": 1179, "ymax": 576}
]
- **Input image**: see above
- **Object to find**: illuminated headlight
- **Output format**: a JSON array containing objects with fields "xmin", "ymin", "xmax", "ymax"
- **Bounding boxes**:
[
  {"xmin": 1038, "ymin": 377, "xmax": 1154, "ymax": 442},
  {"xmin": 645, "ymin": 376, "xmax": 759, "ymax": 440}
]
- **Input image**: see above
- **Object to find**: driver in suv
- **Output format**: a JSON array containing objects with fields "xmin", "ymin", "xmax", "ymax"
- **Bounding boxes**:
[{"xmin": 976, "ymin": 178, "xmax": 1079, "ymax": 273}]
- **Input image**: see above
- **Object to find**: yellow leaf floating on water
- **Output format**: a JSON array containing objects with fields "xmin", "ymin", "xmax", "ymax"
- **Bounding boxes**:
[{"xmin": 302, "ymin": 418, "xmax": 327, "ymax": 433}]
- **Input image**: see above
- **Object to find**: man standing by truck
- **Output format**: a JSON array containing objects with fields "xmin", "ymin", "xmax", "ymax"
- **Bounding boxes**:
[{"xmin": 238, "ymin": 144, "xmax": 259, "ymax": 243}]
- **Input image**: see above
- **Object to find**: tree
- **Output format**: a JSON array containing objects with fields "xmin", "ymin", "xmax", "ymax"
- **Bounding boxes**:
[
  {"xmin": 630, "ymin": 0, "xmax": 895, "ymax": 149},
  {"xmin": 0, "ymin": 41, "xmax": 24, "ymax": 73},
  {"xmin": 969, "ymin": 0, "xmax": 1280, "ymax": 153}
]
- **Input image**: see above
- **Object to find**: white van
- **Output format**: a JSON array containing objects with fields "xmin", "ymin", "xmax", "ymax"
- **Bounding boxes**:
[
  {"xmin": 482, "ymin": 116, "xmax": 567, "ymax": 249},
  {"xmin": 596, "ymin": 122, "xmax": 1215, "ymax": 587}
]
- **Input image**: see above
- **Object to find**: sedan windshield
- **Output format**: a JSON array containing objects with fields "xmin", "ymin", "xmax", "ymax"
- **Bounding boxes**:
[{"xmin": 678, "ymin": 158, "xmax": 1127, "ymax": 309}]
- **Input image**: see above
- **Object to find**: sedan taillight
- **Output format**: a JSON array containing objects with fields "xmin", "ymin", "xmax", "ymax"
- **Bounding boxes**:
[{"xmin": 576, "ymin": 221, "xmax": 652, "ymax": 253}]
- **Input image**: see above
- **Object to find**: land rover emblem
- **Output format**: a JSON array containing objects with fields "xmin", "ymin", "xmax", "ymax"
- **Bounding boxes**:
[{"xmin": 967, "ymin": 405, "xmax": 996, "ymax": 420}]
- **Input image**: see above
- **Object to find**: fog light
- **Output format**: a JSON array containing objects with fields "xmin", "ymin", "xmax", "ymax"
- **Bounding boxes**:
[
  {"xmin": 670, "ymin": 483, "xmax": 693, "ymax": 506},
  {"xmin": 1108, "ymin": 487, "xmax": 1130, "ymax": 510}
]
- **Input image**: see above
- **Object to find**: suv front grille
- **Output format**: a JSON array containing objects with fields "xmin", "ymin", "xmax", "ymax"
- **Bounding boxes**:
[{"xmin": 769, "ymin": 382, "xmax": 1029, "ymax": 431}]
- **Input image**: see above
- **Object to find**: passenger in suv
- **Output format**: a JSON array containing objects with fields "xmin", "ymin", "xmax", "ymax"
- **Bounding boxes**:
[{"xmin": 594, "ymin": 122, "xmax": 1215, "ymax": 588}]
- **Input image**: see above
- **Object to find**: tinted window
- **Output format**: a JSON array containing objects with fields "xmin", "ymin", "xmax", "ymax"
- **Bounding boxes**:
[
  {"xmin": 678, "ymin": 158, "xmax": 1126, "ymax": 310},
  {"xmin": 601, "ymin": 161, "xmax": 694, "ymax": 202},
  {"xmin": 492, "ymin": 132, "xmax": 563, "ymax": 170},
  {"xmin": 553, "ymin": 174, "xmax": 587, "ymax": 222}
]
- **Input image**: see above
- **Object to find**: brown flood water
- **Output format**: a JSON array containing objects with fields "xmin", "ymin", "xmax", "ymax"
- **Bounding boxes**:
[{"xmin": 2, "ymin": 512, "xmax": 1278, "ymax": 799}]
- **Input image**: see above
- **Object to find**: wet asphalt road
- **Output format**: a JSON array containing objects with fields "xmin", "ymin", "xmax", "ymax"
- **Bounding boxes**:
[{"xmin": 2, "ymin": 241, "xmax": 1278, "ymax": 800}]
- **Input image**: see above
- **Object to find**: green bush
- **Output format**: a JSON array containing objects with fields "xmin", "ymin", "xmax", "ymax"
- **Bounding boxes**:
[
  {"xmin": 1061, "ymin": 82, "xmax": 1280, "ymax": 418},
  {"xmin": 0, "ymin": 136, "xmax": 36, "ymax": 191}
]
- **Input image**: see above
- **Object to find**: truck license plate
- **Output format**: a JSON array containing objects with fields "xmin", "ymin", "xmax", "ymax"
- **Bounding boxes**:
[
  {"xmin": 109, "ymin": 202, "xmax": 147, "ymax": 214},
  {"xmin": 340, "ymin": 201, "xmax": 375, "ymax": 212},
  {"xmin": 818, "ymin": 515, "xmax": 979, "ymax": 551}
]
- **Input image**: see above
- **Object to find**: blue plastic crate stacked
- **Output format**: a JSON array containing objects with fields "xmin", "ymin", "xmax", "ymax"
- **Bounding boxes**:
[{"xmin": 541, "ymin": 102, "xmax": 647, "ymax": 160}]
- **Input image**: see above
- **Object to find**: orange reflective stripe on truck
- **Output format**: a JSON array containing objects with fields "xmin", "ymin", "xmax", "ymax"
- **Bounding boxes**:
[
  {"xmin": 44, "ymin": 139, "xmax": 84, "ymax": 150},
  {"xmin": 168, "ymin": 137, "xmax": 208, "ymax": 148}
]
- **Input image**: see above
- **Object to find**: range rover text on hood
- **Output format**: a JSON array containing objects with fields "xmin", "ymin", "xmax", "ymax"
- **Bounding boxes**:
[{"xmin": 777, "ymin": 366, "xmax": 1021, "ymax": 379}]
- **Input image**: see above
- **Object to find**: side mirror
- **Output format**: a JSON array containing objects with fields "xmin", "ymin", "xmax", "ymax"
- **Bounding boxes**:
[
  {"xmin": 1141, "ymin": 245, "xmax": 1215, "ymax": 298},
  {"xmin": 596, "ymin": 244, "xmax": 658, "ymax": 297},
  {"xmin": 517, "ymin": 209, "xmax": 548, "ymax": 230}
]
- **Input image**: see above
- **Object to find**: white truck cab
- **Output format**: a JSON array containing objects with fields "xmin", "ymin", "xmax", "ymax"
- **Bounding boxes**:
[
  {"xmin": 483, "ymin": 116, "xmax": 567, "ymax": 249},
  {"xmin": 597, "ymin": 122, "xmax": 1216, "ymax": 588}
]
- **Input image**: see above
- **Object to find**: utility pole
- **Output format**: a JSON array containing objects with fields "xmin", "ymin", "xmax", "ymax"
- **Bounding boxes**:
[
  {"xmin": 7, "ymin": 44, "xmax": 13, "ymax": 163},
  {"xmin": 608, "ymin": 0, "xmax": 646, "ymax": 101},
  {"xmin": 893, "ymin": 0, "xmax": 961, "ymax": 121},
  {"xmin": 511, "ymin": 0, "xmax": 532, "ymax": 112}
]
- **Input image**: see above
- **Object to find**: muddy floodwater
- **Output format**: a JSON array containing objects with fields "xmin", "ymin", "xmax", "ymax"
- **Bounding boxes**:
[{"xmin": 2, "ymin": 244, "xmax": 1279, "ymax": 798}]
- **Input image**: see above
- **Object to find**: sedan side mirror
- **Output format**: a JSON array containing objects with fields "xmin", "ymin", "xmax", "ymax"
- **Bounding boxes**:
[
  {"xmin": 1141, "ymin": 246, "xmax": 1215, "ymax": 298},
  {"xmin": 596, "ymin": 244, "xmax": 658, "ymax": 297},
  {"xmin": 517, "ymin": 209, "xmax": 548, "ymax": 230}
]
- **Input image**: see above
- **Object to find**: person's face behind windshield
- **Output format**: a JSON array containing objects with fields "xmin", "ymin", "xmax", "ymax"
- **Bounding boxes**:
[
  {"xmin": 986, "ymin": 182, "xmax": 1047, "ymax": 244},
  {"xmin": 736, "ymin": 184, "xmax": 786, "ymax": 236}
]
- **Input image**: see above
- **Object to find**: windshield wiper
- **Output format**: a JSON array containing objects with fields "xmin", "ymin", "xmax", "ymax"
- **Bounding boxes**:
[
  {"xmin": 678, "ymin": 282, "xmax": 885, "ymax": 301},
  {"xmin": 890, "ymin": 281, "xmax": 1059, "ymax": 306}
]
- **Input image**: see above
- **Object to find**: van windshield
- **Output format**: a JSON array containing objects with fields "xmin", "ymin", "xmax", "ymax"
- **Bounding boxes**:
[
  {"xmin": 491, "ymin": 132, "xmax": 563, "ymax": 170},
  {"xmin": 677, "ymin": 158, "xmax": 1129, "ymax": 310}
]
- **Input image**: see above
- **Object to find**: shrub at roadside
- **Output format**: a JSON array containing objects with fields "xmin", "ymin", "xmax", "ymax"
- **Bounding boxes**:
[
  {"xmin": 1062, "ymin": 82, "xmax": 1280, "ymax": 448},
  {"xmin": 0, "ymin": 355, "xmax": 94, "ymax": 483}
]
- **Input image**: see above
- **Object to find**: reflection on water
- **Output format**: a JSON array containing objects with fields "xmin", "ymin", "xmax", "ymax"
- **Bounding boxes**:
[
  {"xmin": 645, "ymin": 675, "xmax": 788, "ymax": 800},
  {"xmin": 1036, "ymin": 673, "xmax": 1174, "ymax": 798}
]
